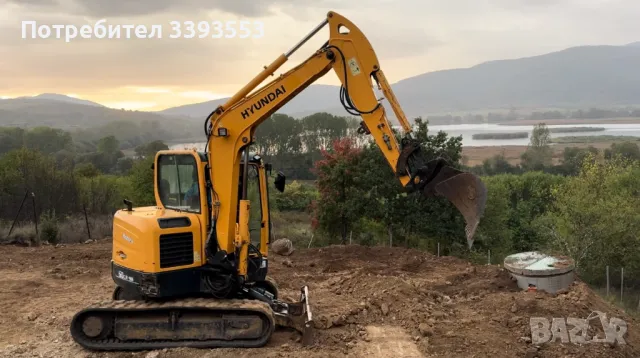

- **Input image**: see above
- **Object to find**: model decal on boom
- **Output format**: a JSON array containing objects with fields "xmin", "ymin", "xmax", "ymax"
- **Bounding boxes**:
[
  {"xmin": 241, "ymin": 85, "xmax": 287, "ymax": 119},
  {"xmin": 70, "ymin": 10, "xmax": 487, "ymax": 352}
]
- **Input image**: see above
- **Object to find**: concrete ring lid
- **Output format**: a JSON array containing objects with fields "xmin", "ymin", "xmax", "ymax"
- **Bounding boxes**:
[{"xmin": 503, "ymin": 251, "xmax": 575, "ymax": 276}]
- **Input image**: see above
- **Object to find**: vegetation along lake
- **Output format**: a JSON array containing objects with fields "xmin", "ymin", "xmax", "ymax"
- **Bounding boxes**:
[{"xmin": 170, "ymin": 123, "xmax": 640, "ymax": 150}]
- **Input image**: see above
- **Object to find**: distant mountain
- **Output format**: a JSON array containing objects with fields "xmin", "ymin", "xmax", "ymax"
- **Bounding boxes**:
[
  {"xmin": 0, "ymin": 97, "xmax": 199, "ymax": 133},
  {"xmin": 158, "ymin": 85, "xmax": 349, "ymax": 119},
  {"xmin": 158, "ymin": 43, "xmax": 640, "ymax": 119},
  {"xmin": 17, "ymin": 93, "xmax": 105, "ymax": 107}
]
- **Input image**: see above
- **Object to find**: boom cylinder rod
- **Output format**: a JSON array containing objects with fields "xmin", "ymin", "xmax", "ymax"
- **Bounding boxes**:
[
  {"xmin": 284, "ymin": 18, "xmax": 329, "ymax": 57},
  {"xmin": 242, "ymin": 149, "xmax": 249, "ymax": 200},
  {"xmin": 221, "ymin": 18, "xmax": 329, "ymax": 111}
]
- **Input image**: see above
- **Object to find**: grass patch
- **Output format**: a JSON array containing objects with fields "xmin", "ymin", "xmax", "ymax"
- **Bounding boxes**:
[
  {"xmin": 551, "ymin": 135, "xmax": 640, "ymax": 144},
  {"xmin": 270, "ymin": 210, "xmax": 313, "ymax": 248},
  {"xmin": 548, "ymin": 127, "xmax": 605, "ymax": 133},
  {"xmin": 0, "ymin": 214, "xmax": 113, "ymax": 246},
  {"xmin": 472, "ymin": 132, "xmax": 529, "ymax": 140}
]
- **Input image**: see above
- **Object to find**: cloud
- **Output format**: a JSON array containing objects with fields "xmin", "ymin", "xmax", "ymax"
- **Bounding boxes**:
[
  {"xmin": 179, "ymin": 91, "xmax": 229, "ymax": 100},
  {"xmin": 1, "ymin": 0, "xmax": 639, "ymax": 108},
  {"xmin": 0, "ymin": 0, "xmax": 59, "ymax": 7},
  {"xmin": 133, "ymin": 87, "xmax": 173, "ymax": 94},
  {"xmin": 1, "ymin": 0, "xmax": 311, "ymax": 18}
]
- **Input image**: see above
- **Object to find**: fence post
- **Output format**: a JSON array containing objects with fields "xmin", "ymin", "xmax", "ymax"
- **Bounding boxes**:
[
  {"xmin": 7, "ymin": 191, "xmax": 29, "ymax": 238},
  {"xmin": 488, "ymin": 250, "xmax": 491, "ymax": 265},
  {"xmin": 31, "ymin": 192, "xmax": 38, "ymax": 236},
  {"xmin": 349, "ymin": 231, "xmax": 352, "ymax": 245},
  {"xmin": 307, "ymin": 233, "xmax": 314, "ymax": 248},
  {"xmin": 621, "ymin": 267, "xmax": 624, "ymax": 302},
  {"xmin": 437, "ymin": 242, "xmax": 440, "ymax": 257},
  {"xmin": 83, "ymin": 203, "xmax": 91, "ymax": 241},
  {"xmin": 606, "ymin": 266, "xmax": 610, "ymax": 297}
]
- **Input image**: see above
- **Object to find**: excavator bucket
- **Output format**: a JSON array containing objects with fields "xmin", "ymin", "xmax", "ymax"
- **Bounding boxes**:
[{"xmin": 409, "ymin": 157, "xmax": 488, "ymax": 248}]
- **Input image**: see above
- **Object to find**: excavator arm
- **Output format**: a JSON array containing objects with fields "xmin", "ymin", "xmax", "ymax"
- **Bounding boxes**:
[{"xmin": 204, "ymin": 11, "xmax": 487, "ymax": 268}]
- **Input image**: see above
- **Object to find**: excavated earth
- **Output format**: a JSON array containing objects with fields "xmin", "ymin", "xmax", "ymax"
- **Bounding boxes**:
[{"xmin": 0, "ymin": 240, "xmax": 639, "ymax": 358}]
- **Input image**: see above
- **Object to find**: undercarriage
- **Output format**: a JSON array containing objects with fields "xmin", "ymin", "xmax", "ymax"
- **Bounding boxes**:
[{"xmin": 70, "ymin": 263, "xmax": 313, "ymax": 351}]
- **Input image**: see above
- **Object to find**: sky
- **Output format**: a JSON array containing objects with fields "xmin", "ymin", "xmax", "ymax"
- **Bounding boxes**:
[{"xmin": 0, "ymin": 0, "xmax": 638, "ymax": 111}]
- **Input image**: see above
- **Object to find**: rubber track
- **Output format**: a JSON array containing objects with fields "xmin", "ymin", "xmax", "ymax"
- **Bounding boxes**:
[{"xmin": 70, "ymin": 298, "xmax": 275, "ymax": 351}]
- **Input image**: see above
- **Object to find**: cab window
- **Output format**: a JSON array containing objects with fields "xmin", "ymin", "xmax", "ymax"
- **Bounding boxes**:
[{"xmin": 157, "ymin": 154, "xmax": 201, "ymax": 213}]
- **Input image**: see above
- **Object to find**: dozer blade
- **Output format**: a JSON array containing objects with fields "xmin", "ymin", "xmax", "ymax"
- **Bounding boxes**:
[
  {"xmin": 267, "ymin": 286, "xmax": 314, "ymax": 346},
  {"xmin": 415, "ymin": 158, "xmax": 488, "ymax": 248}
]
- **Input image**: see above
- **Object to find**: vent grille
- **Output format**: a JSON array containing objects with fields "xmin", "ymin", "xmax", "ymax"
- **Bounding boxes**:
[{"xmin": 159, "ymin": 232, "xmax": 194, "ymax": 268}]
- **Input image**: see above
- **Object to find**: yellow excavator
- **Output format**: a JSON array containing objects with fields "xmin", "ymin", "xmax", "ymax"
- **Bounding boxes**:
[{"xmin": 70, "ymin": 11, "xmax": 487, "ymax": 351}]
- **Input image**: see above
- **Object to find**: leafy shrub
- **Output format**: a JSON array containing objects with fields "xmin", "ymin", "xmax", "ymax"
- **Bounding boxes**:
[
  {"xmin": 272, "ymin": 180, "xmax": 318, "ymax": 211},
  {"xmin": 39, "ymin": 209, "xmax": 59, "ymax": 244}
]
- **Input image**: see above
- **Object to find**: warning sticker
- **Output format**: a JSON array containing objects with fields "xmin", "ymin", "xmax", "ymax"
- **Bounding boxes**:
[{"xmin": 348, "ymin": 57, "xmax": 361, "ymax": 76}]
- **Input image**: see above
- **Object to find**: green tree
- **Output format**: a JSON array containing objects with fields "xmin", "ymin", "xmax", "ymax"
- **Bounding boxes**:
[
  {"xmin": 23, "ymin": 126, "xmax": 74, "ymax": 155},
  {"xmin": 0, "ymin": 147, "xmax": 78, "ymax": 220},
  {"xmin": 97, "ymin": 135, "xmax": 120, "ymax": 155},
  {"xmin": 0, "ymin": 127, "xmax": 25, "ymax": 155},
  {"xmin": 135, "ymin": 140, "xmax": 169, "ymax": 158},
  {"xmin": 482, "ymin": 172, "xmax": 565, "ymax": 252},
  {"xmin": 272, "ymin": 180, "xmax": 318, "ymax": 211},
  {"xmin": 559, "ymin": 146, "xmax": 599, "ymax": 175},
  {"xmin": 116, "ymin": 157, "xmax": 135, "ymax": 174},
  {"xmin": 521, "ymin": 123, "xmax": 553, "ymax": 171},
  {"xmin": 127, "ymin": 156, "xmax": 155, "ymax": 206},
  {"xmin": 312, "ymin": 137, "xmax": 367, "ymax": 244},
  {"xmin": 74, "ymin": 162, "xmax": 100, "ymax": 178},
  {"xmin": 534, "ymin": 155, "xmax": 640, "ymax": 283},
  {"xmin": 312, "ymin": 117, "xmax": 471, "ymax": 250},
  {"xmin": 604, "ymin": 141, "xmax": 640, "ymax": 161},
  {"xmin": 475, "ymin": 153, "xmax": 521, "ymax": 176}
]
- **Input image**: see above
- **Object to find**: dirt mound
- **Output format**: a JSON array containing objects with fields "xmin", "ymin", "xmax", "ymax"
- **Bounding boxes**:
[{"xmin": 0, "ymin": 241, "xmax": 638, "ymax": 358}]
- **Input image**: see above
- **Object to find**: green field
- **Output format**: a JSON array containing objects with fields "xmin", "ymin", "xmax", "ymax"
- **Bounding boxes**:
[{"xmin": 472, "ymin": 132, "xmax": 529, "ymax": 140}]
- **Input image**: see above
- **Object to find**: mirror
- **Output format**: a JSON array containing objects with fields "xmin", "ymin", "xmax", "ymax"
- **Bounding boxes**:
[
  {"xmin": 123, "ymin": 199, "xmax": 133, "ymax": 211},
  {"xmin": 274, "ymin": 171, "xmax": 286, "ymax": 192}
]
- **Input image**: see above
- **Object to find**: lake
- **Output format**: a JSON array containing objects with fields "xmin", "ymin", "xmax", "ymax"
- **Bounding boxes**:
[{"xmin": 169, "ymin": 123, "xmax": 640, "ymax": 150}]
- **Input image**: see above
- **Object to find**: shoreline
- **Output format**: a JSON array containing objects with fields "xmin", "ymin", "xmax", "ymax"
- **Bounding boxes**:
[{"xmin": 497, "ymin": 117, "xmax": 640, "ymax": 126}]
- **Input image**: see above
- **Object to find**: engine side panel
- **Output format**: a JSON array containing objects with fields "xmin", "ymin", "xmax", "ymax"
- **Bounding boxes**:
[{"xmin": 112, "ymin": 208, "xmax": 203, "ymax": 274}]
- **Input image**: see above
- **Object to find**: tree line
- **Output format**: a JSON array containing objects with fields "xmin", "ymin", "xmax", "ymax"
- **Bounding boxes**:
[
  {"xmin": 1, "ymin": 113, "xmax": 639, "ymax": 290},
  {"xmin": 0, "ymin": 112, "xmax": 360, "ymax": 223}
]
